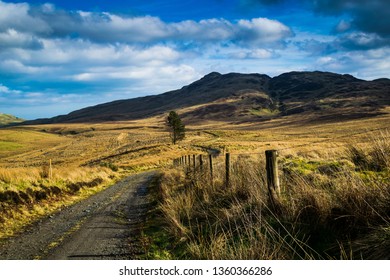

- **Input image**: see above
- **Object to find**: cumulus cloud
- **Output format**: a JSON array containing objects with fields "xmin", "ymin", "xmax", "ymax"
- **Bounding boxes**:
[
  {"xmin": 0, "ymin": 0, "xmax": 295, "ymax": 118},
  {"xmin": 236, "ymin": 18, "xmax": 292, "ymax": 44},
  {"xmin": 0, "ymin": 29, "xmax": 43, "ymax": 49},
  {"xmin": 313, "ymin": 47, "xmax": 390, "ymax": 79},
  {"xmin": 0, "ymin": 1, "xmax": 49, "ymax": 34},
  {"xmin": 0, "ymin": 1, "xmax": 292, "ymax": 46},
  {"xmin": 1, "ymin": 0, "xmax": 388, "ymax": 119}
]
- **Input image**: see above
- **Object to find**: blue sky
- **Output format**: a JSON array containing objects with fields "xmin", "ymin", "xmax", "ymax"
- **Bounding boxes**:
[{"xmin": 1, "ymin": 0, "xmax": 389, "ymax": 119}]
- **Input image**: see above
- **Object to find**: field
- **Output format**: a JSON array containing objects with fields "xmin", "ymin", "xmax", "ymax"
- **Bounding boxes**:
[{"xmin": 1, "ymin": 110, "xmax": 389, "ymax": 258}]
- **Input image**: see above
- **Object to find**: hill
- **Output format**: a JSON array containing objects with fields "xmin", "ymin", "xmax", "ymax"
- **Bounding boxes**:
[
  {"xmin": 24, "ymin": 71, "xmax": 390, "ymax": 124},
  {"xmin": 269, "ymin": 71, "xmax": 390, "ymax": 121},
  {"xmin": 0, "ymin": 113, "xmax": 24, "ymax": 126}
]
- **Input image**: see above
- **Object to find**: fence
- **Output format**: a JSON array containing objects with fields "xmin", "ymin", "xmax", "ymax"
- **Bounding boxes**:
[
  {"xmin": 172, "ymin": 127, "xmax": 389, "ymax": 206},
  {"xmin": 173, "ymin": 149, "xmax": 280, "ymax": 205}
]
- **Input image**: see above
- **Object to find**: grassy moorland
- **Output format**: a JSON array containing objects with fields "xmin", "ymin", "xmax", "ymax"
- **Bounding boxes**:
[
  {"xmin": 0, "ymin": 110, "xmax": 389, "ymax": 259},
  {"xmin": 146, "ymin": 112, "xmax": 390, "ymax": 260},
  {"xmin": 0, "ymin": 119, "xmax": 201, "ymax": 239},
  {"xmin": 155, "ymin": 132, "xmax": 389, "ymax": 260}
]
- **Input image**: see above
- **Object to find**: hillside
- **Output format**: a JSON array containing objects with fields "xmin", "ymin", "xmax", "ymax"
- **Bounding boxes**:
[
  {"xmin": 25, "ymin": 71, "xmax": 390, "ymax": 124},
  {"xmin": 269, "ymin": 71, "xmax": 390, "ymax": 121},
  {"xmin": 0, "ymin": 113, "xmax": 24, "ymax": 126},
  {"xmin": 2, "ymin": 72, "xmax": 389, "ymax": 261}
]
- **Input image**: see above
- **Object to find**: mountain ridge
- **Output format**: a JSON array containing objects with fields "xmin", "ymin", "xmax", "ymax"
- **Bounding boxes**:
[{"xmin": 23, "ymin": 70, "xmax": 390, "ymax": 124}]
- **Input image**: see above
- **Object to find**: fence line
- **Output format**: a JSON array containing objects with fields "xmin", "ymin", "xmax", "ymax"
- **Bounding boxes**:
[
  {"xmin": 172, "ymin": 127, "xmax": 388, "ymax": 204},
  {"xmin": 174, "ymin": 127, "xmax": 389, "ymax": 171},
  {"xmin": 173, "ymin": 149, "xmax": 279, "ymax": 203}
]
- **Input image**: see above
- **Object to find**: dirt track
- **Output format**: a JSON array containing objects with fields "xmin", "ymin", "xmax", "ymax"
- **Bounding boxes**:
[{"xmin": 0, "ymin": 171, "xmax": 156, "ymax": 260}]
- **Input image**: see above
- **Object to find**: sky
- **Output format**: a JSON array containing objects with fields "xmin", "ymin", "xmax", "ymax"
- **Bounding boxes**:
[{"xmin": 0, "ymin": 0, "xmax": 389, "ymax": 120}]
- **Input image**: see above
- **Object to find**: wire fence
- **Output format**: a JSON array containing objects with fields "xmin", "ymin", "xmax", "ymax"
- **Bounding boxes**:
[{"xmin": 172, "ymin": 127, "xmax": 389, "ymax": 203}]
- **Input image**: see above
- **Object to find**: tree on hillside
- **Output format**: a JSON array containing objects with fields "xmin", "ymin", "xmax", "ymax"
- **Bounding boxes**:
[{"xmin": 166, "ymin": 111, "xmax": 185, "ymax": 144}]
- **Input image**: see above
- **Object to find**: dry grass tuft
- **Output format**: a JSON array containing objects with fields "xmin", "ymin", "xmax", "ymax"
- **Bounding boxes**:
[
  {"xmin": 0, "ymin": 165, "xmax": 117, "ymax": 239},
  {"xmin": 157, "ymin": 133, "xmax": 390, "ymax": 259}
]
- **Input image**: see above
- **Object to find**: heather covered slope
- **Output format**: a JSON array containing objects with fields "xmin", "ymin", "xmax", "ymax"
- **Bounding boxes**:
[
  {"xmin": 26, "ymin": 72, "xmax": 270, "ymax": 123},
  {"xmin": 24, "ymin": 71, "xmax": 390, "ymax": 124},
  {"xmin": 269, "ymin": 71, "xmax": 390, "ymax": 120}
]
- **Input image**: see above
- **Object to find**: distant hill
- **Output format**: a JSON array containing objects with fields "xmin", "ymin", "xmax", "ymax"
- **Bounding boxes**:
[
  {"xmin": 0, "ymin": 113, "xmax": 24, "ymax": 126},
  {"xmin": 24, "ymin": 71, "xmax": 390, "ymax": 124},
  {"xmin": 269, "ymin": 71, "xmax": 390, "ymax": 121}
]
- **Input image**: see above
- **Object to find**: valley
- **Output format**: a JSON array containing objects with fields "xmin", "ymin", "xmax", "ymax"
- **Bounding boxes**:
[{"xmin": 0, "ymin": 70, "xmax": 389, "ymax": 259}]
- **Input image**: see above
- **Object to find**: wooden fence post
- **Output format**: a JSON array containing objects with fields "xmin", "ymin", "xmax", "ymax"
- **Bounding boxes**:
[
  {"xmin": 199, "ymin": 154, "xmax": 203, "ymax": 171},
  {"xmin": 49, "ymin": 159, "xmax": 53, "ymax": 180},
  {"xmin": 193, "ymin": 154, "xmax": 196, "ymax": 171},
  {"xmin": 209, "ymin": 154, "xmax": 213, "ymax": 184},
  {"xmin": 225, "ymin": 153, "xmax": 230, "ymax": 188},
  {"xmin": 265, "ymin": 150, "xmax": 280, "ymax": 198}
]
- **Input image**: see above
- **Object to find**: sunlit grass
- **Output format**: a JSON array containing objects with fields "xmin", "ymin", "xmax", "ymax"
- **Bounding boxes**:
[
  {"xmin": 0, "ymin": 112, "xmax": 389, "ymax": 256},
  {"xmin": 0, "ymin": 165, "xmax": 118, "ymax": 239},
  {"xmin": 156, "ymin": 130, "xmax": 390, "ymax": 259}
]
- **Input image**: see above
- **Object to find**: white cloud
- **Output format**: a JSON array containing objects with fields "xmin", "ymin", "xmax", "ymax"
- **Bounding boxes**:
[
  {"xmin": 179, "ymin": 19, "xmax": 234, "ymax": 41},
  {"xmin": 0, "ymin": 1, "xmax": 292, "ymax": 46},
  {"xmin": 0, "ymin": 29, "xmax": 43, "ymax": 49},
  {"xmin": 312, "ymin": 47, "xmax": 390, "ymax": 80},
  {"xmin": 316, "ymin": 56, "xmax": 335, "ymax": 65},
  {"xmin": 227, "ymin": 48, "xmax": 274, "ymax": 59},
  {"xmin": 0, "ymin": 83, "xmax": 21, "ymax": 94},
  {"xmin": 0, "ymin": 0, "xmax": 389, "ymax": 120},
  {"xmin": 72, "ymin": 63, "xmax": 197, "ymax": 84},
  {"xmin": 236, "ymin": 18, "xmax": 292, "ymax": 43},
  {"xmin": 337, "ymin": 32, "xmax": 389, "ymax": 50},
  {"xmin": 0, "ymin": 1, "xmax": 49, "ymax": 34}
]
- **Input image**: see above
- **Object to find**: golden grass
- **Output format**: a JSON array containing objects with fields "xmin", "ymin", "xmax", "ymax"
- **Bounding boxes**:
[
  {"xmin": 1, "ymin": 109, "xmax": 389, "ymax": 249},
  {"xmin": 156, "ymin": 130, "xmax": 390, "ymax": 259},
  {"xmin": 0, "ymin": 165, "xmax": 117, "ymax": 239}
]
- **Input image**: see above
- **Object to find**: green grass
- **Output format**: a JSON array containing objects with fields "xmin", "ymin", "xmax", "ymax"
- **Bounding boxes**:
[
  {"xmin": 281, "ymin": 157, "xmax": 348, "ymax": 176},
  {"xmin": 0, "ymin": 113, "xmax": 24, "ymax": 126},
  {"xmin": 0, "ymin": 128, "xmax": 65, "ymax": 159},
  {"xmin": 249, "ymin": 108, "xmax": 279, "ymax": 117},
  {"xmin": 0, "ymin": 141, "xmax": 24, "ymax": 151}
]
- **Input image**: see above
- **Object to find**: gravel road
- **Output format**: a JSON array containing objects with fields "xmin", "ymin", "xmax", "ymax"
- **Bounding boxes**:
[{"xmin": 0, "ymin": 171, "xmax": 157, "ymax": 260}]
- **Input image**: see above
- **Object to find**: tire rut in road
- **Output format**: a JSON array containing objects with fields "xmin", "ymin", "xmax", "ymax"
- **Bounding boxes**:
[{"xmin": 0, "ymin": 171, "xmax": 157, "ymax": 260}]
